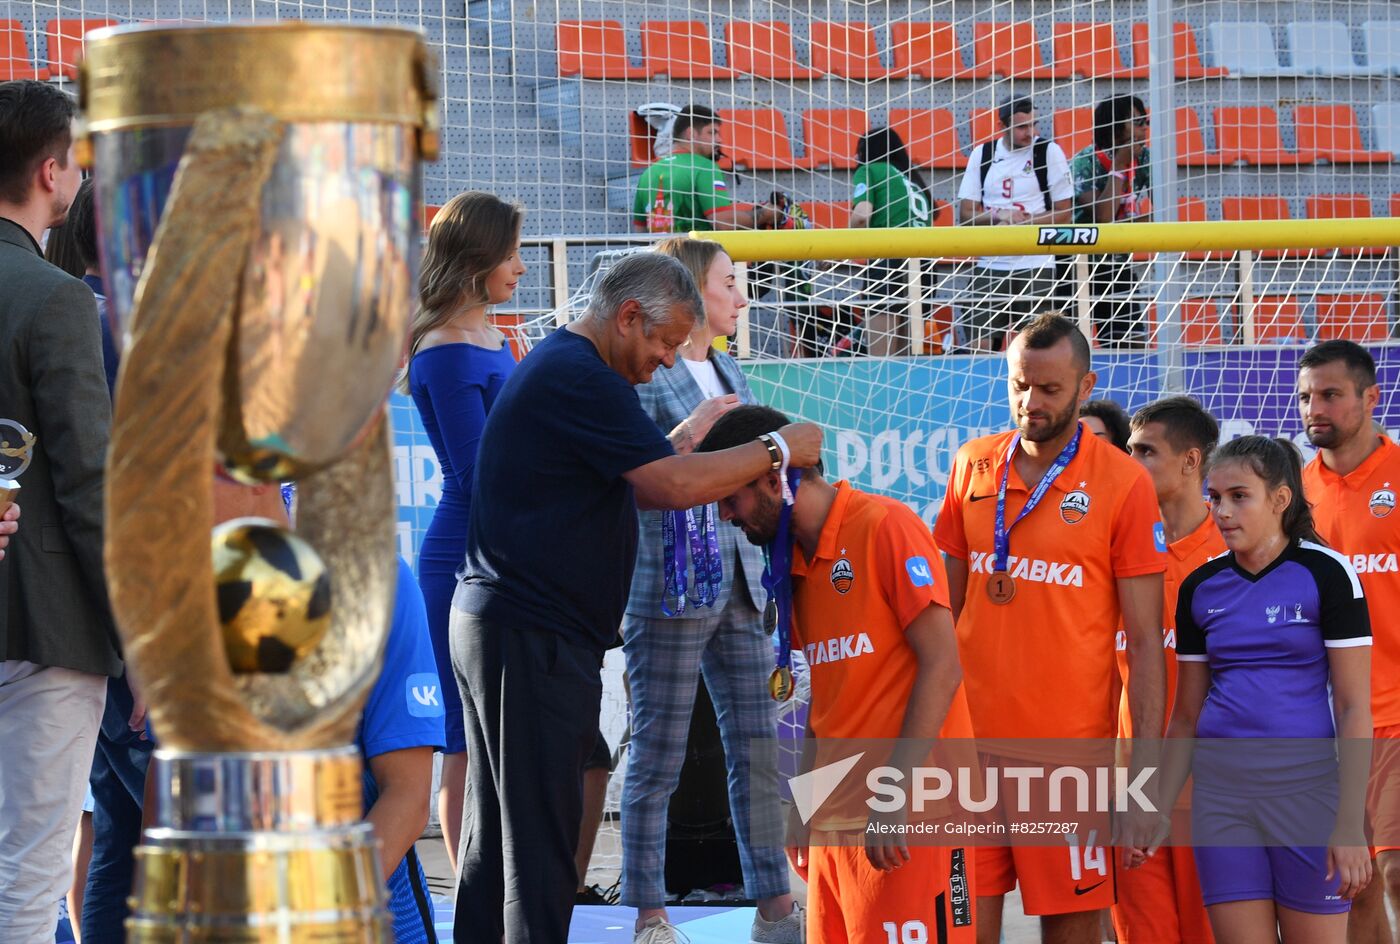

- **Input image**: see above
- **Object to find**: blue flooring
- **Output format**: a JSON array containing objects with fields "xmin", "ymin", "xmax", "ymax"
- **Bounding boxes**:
[{"xmin": 432, "ymin": 898, "xmax": 756, "ymax": 943}]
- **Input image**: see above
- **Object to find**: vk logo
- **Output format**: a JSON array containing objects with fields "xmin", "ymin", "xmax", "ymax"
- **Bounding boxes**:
[
  {"xmin": 1153, "ymin": 522, "xmax": 1167, "ymax": 553},
  {"xmin": 406, "ymin": 673, "xmax": 446, "ymax": 718},
  {"xmin": 906, "ymin": 556, "xmax": 934, "ymax": 588}
]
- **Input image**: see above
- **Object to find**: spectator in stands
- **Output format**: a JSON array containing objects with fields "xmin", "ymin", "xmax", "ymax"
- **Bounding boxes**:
[
  {"xmin": 956, "ymin": 95, "xmax": 1073, "ymax": 353},
  {"xmin": 360, "ymin": 557, "xmax": 446, "ymax": 944},
  {"xmin": 1081, "ymin": 398, "xmax": 1132, "ymax": 453},
  {"xmin": 451, "ymin": 251, "xmax": 821, "ymax": 944},
  {"xmin": 632, "ymin": 105, "xmax": 782, "ymax": 233},
  {"xmin": 849, "ymin": 127, "xmax": 935, "ymax": 357},
  {"xmin": 0, "ymin": 79, "xmax": 118, "ymax": 942},
  {"xmin": 399, "ymin": 190, "xmax": 525, "ymax": 875},
  {"xmin": 1071, "ymin": 95, "xmax": 1151, "ymax": 349},
  {"xmin": 621, "ymin": 238, "xmax": 802, "ymax": 944}
]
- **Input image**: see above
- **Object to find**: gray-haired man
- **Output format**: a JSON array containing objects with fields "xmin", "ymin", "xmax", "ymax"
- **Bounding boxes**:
[{"xmin": 451, "ymin": 252, "xmax": 822, "ymax": 944}]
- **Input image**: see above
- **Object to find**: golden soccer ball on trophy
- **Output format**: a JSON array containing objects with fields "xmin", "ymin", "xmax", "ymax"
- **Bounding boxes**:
[{"xmin": 213, "ymin": 517, "xmax": 333, "ymax": 673}]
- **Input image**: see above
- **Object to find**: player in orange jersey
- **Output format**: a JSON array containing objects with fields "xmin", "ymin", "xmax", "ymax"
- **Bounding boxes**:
[
  {"xmin": 1111, "ymin": 396, "xmax": 1224, "ymax": 943},
  {"xmin": 933, "ymin": 313, "xmax": 1167, "ymax": 944},
  {"xmin": 698, "ymin": 403, "xmax": 977, "ymax": 944},
  {"xmin": 1298, "ymin": 340, "xmax": 1400, "ymax": 943}
]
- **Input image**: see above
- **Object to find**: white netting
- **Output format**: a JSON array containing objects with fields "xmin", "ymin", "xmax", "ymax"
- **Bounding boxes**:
[{"xmin": 11, "ymin": 0, "xmax": 1397, "ymax": 895}]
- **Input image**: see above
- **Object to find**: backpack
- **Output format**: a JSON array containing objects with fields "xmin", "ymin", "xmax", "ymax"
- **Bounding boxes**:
[{"xmin": 978, "ymin": 138, "xmax": 1052, "ymax": 212}]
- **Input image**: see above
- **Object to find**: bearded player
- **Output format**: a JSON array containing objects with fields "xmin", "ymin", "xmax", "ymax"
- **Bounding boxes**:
[
  {"xmin": 933, "ymin": 313, "xmax": 1166, "ymax": 944},
  {"xmin": 698, "ymin": 404, "xmax": 977, "ymax": 944},
  {"xmin": 1114, "ymin": 396, "xmax": 1224, "ymax": 943},
  {"xmin": 1298, "ymin": 340, "xmax": 1400, "ymax": 944}
]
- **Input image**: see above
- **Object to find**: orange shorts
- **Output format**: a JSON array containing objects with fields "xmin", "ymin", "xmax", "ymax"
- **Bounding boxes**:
[
  {"xmin": 1110, "ymin": 810, "xmax": 1213, "ymax": 944},
  {"xmin": 808, "ymin": 838, "xmax": 976, "ymax": 944},
  {"xmin": 976, "ymin": 839, "xmax": 1117, "ymax": 916},
  {"xmin": 1369, "ymin": 722, "xmax": 1400, "ymax": 855}
]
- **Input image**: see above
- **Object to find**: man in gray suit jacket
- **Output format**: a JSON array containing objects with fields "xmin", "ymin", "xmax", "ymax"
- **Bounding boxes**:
[{"xmin": 0, "ymin": 79, "xmax": 120, "ymax": 943}]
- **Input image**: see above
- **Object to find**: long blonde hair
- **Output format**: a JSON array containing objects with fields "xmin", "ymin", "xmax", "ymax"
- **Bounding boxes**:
[
  {"xmin": 396, "ymin": 191, "xmax": 523, "ymax": 393},
  {"xmin": 654, "ymin": 236, "xmax": 723, "ymax": 305}
]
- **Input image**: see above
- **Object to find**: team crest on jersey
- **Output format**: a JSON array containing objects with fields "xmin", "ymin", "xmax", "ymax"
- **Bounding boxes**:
[
  {"xmin": 1266, "ymin": 605, "xmax": 1281, "ymax": 624},
  {"xmin": 1060, "ymin": 490, "xmax": 1091, "ymax": 524},
  {"xmin": 1370, "ymin": 484, "xmax": 1395, "ymax": 518},
  {"xmin": 830, "ymin": 557, "xmax": 854, "ymax": 594}
]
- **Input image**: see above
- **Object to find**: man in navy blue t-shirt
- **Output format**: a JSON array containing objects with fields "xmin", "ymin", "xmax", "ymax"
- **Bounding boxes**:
[
  {"xmin": 452, "ymin": 252, "xmax": 822, "ymax": 944},
  {"xmin": 360, "ymin": 557, "xmax": 446, "ymax": 944}
]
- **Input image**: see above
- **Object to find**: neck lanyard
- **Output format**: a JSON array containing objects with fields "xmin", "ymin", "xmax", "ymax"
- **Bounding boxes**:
[
  {"xmin": 661, "ymin": 504, "xmax": 723, "ymax": 617},
  {"xmin": 994, "ymin": 425, "xmax": 1083, "ymax": 573},
  {"xmin": 762, "ymin": 469, "xmax": 803, "ymax": 701}
]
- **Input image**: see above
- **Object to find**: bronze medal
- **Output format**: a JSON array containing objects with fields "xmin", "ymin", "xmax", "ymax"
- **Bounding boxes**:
[
  {"xmin": 986, "ymin": 571, "xmax": 1017, "ymax": 605},
  {"xmin": 769, "ymin": 665, "xmax": 795, "ymax": 702}
]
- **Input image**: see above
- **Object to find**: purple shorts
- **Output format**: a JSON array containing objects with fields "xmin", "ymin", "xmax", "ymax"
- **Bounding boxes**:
[{"xmin": 1191, "ymin": 785, "xmax": 1350, "ymax": 915}]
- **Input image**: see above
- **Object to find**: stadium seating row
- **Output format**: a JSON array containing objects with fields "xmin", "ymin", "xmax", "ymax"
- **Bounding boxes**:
[
  {"xmin": 560, "ymin": 19, "xmax": 1400, "ymax": 81},
  {"xmin": 0, "ymin": 18, "xmax": 115, "ymax": 81},
  {"xmin": 631, "ymin": 104, "xmax": 1396, "ymax": 171}
]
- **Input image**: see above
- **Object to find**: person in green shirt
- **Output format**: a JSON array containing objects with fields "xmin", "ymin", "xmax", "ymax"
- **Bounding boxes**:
[
  {"xmin": 1069, "ymin": 94, "xmax": 1151, "ymax": 349},
  {"xmin": 633, "ymin": 105, "xmax": 780, "ymax": 233},
  {"xmin": 849, "ymin": 126, "xmax": 935, "ymax": 356}
]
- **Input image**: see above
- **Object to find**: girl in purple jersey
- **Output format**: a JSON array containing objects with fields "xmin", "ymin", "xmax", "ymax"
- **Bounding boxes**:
[{"xmin": 1146, "ymin": 436, "xmax": 1373, "ymax": 942}]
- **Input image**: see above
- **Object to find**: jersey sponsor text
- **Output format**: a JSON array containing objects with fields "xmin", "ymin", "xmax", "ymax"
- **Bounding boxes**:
[{"xmin": 968, "ymin": 551, "xmax": 1085, "ymax": 587}]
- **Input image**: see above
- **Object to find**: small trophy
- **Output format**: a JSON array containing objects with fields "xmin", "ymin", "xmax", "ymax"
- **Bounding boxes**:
[{"xmin": 79, "ymin": 22, "xmax": 437, "ymax": 941}]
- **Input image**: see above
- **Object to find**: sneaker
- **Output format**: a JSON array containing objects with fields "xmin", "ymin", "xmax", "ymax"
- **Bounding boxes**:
[
  {"xmin": 634, "ymin": 916, "xmax": 690, "ymax": 944},
  {"xmin": 750, "ymin": 901, "xmax": 804, "ymax": 944}
]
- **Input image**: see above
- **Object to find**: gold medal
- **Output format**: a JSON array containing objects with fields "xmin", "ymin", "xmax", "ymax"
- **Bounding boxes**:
[
  {"xmin": 769, "ymin": 665, "xmax": 795, "ymax": 702},
  {"xmin": 986, "ymin": 571, "xmax": 1016, "ymax": 605}
]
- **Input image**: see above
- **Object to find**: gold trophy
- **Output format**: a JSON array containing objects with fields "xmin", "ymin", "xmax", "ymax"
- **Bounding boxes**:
[{"xmin": 78, "ymin": 22, "xmax": 437, "ymax": 941}]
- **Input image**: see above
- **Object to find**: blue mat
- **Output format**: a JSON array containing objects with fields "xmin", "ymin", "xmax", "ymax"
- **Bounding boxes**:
[{"xmin": 432, "ymin": 899, "xmax": 757, "ymax": 943}]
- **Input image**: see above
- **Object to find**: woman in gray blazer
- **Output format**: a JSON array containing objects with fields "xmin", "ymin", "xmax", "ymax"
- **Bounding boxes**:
[{"xmin": 620, "ymin": 238, "xmax": 801, "ymax": 944}]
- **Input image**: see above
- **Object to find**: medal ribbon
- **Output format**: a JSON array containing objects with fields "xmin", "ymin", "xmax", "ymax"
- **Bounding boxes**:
[
  {"xmin": 662, "ymin": 504, "xmax": 724, "ymax": 616},
  {"xmin": 762, "ymin": 468, "xmax": 803, "ymax": 677},
  {"xmin": 993, "ymin": 425, "xmax": 1083, "ymax": 573}
]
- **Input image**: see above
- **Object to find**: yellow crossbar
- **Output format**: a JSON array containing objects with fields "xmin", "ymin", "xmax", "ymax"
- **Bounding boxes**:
[{"xmin": 690, "ymin": 217, "xmax": 1400, "ymax": 263}]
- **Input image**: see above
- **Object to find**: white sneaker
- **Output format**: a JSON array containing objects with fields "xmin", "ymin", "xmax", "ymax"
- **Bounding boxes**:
[
  {"xmin": 634, "ymin": 916, "xmax": 690, "ymax": 944},
  {"xmin": 750, "ymin": 901, "xmax": 804, "ymax": 944}
]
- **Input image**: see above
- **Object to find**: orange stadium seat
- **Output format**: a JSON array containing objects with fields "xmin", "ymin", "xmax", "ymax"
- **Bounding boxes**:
[
  {"xmin": 972, "ymin": 22, "xmax": 1067, "ymax": 78},
  {"xmin": 718, "ymin": 108, "xmax": 798, "ymax": 170},
  {"xmin": 556, "ymin": 20, "xmax": 645, "ymax": 79},
  {"xmin": 890, "ymin": 22, "xmax": 978, "ymax": 79},
  {"xmin": 1052, "ymin": 22, "xmax": 1140, "ymax": 78},
  {"xmin": 889, "ymin": 108, "xmax": 964, "ymax": 168},
  {"xmin": 1175, "ymin": 106, "xmax": 1228, "ymax": 166},
  {"xmin": 925, "ymin": 304, "xmax": 955, "ymax": 354},
  {"xmin": 1213, "ymin": 106, "xmax": 1308, "ymax": 165},
  {"xmin": 810, "ymin": 22, "xmax": 899, "ymax": 80},
  {"xmin": 43, "ymin": 18, "xmax": 117, "ymax": 80},
  {"xmin": 969, "ymin": 107, "xmax": 1002, "ymax": 148},
  {"xmin": 799, "ymin": 200, "xmax": 853, "ymax": 229},
  {"xmin": 1222, "ymin": 195, "xmax": 1294, "ymax": 258},
  {"xmin": 1053, "ymin": 107, "xmax": 1094, "ymax": 157},
  {"xmin": 1306, "ymin": 194, "xmax": 1383, "ymax": 256},
  {"xmin": 801, "ymin": 109, "xmax": 868, "ymax": 170},
  {"xmin": 1130, "ymin": 22, "xmax": 1228, "ymax": 79},
  {"xmin": 1393, "ymin": 194, "xmax": 1400, "ymax": 219},
  {"xmin": 1316, "ymin": 294, "xmax": 1392, "ymax": 343},
  {"xmin": 1, "ymin": 21, "xmax": 49, "ymax": 79},
  {"xmin": 1293, "ymin": 104, "xmax": 1392, "ymax": 163},
  {"xmin": 725, "ymin": 21, "xmax": 819, "ymax": 78},
  {"xmin": 1251, "ymin": 296, "xmax": 1306, "ymax": 343},
  {"xmin": 423, "ymin": 204, "xmax": 441, "ymax": 230},
  {"xmin": 1177, "ymin": 299, "xmax": 1228, "ymax": 346},
  {"xmin": 641, "ymin": 21, "xmax": 735, "ymax": 79}
]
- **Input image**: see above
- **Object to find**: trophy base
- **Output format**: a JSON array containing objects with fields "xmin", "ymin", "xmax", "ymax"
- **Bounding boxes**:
[{"xmin": 126, "ymin": 746, "xmax": 390, "ymax": 943}]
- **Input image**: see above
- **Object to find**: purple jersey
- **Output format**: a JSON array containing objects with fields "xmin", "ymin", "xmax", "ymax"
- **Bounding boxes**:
[{"xmin": 1176, "ymin": 541, "xmax": 1371, "ymax": 792}]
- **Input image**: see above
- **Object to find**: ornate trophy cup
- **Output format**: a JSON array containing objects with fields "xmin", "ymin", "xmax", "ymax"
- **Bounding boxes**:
[{"xmin": 78, "ymin": 22, "xmax": 437, "ymax": 941}]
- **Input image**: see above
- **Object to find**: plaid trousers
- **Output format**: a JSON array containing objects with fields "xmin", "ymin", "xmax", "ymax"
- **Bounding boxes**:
[{"xmin": 619, "ymin": 590, "xmax": 790, "ymax": 908}]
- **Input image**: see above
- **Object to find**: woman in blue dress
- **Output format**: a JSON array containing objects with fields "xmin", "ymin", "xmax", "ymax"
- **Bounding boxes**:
[
  {"xmin": 399, "ymin": 191, "xmax": 525, "ymax": 872},
  {"xmin": 1148, "ymin": 436, "xmax": 1373, "ymax": 943}
]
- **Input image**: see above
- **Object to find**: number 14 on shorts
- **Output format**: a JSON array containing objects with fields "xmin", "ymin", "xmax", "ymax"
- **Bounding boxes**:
[{"xmin": 1067, "ymin": 830, "xmax": 1108, "ymax": 882}]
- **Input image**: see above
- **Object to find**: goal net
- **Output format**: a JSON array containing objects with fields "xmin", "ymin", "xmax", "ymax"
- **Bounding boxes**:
[{"xmin": 13, "ymin": 0, "xmax": 1397, "ymax": 900}]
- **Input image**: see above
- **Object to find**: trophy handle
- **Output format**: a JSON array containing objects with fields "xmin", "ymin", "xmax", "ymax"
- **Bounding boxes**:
[{"xmin": 105, "ymin": 107, "xmax": 394, "ymax": 751}]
